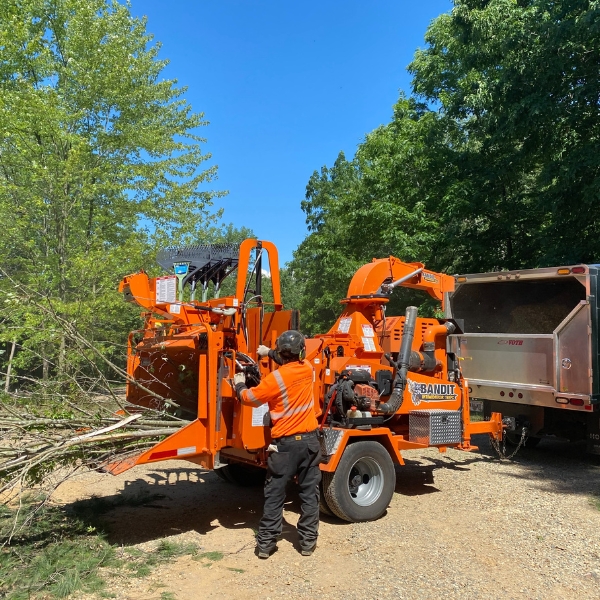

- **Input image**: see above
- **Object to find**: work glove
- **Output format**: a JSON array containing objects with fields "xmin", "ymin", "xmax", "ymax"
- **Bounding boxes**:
[
  {"xmin": 257, "ymin": 344, "xmax": 271, "ymax": 358},
  {"xmin": 233, "ymin": 372, "xmax": 245, "ymax": 386}
]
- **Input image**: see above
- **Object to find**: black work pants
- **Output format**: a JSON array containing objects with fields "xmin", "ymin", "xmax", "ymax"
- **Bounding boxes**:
[{"xmin": 257, "ymin": 433, "xmax": 322, "ymax": 551}]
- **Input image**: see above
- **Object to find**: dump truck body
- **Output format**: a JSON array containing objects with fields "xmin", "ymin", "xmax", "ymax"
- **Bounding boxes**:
[{"xmin": 446, "ymin": 265, "xmax": 600, "ymax": 453}]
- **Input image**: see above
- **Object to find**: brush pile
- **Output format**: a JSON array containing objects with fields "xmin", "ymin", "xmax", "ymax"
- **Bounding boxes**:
[{"xmin": 0, "ymin": 394, "xmax": 188, "ymax": 502}]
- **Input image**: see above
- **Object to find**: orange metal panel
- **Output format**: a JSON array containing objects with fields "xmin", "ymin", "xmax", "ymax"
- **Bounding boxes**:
[
  {"xmin": 261, "ymin": 310, "xmax": 294, "ymax": 346},
  {"xmin": 320, "ymin": 428, "xmax": 405, "ymax": 472},
  {"xmin": 132, "ymin": 419, "xmax": 211, "ymax": 467}
]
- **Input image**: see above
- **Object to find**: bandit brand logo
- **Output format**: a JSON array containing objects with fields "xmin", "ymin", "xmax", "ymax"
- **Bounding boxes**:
[
  {"xmin": 497, "ymin": 339, "xmax": 524, "ymax": 346},
  {"xmin": 422, "ymin": 272, "xmax": 439, "ymax": 284},
  {"xmin": 408, "ymin": 378, "xmax": 458, "ymax": 406}
]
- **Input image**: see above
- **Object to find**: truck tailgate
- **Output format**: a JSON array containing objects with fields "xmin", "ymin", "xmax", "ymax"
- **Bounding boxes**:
[{"xmin": 450, "ymin": 334, "xmax": 554, "ymax": 388}]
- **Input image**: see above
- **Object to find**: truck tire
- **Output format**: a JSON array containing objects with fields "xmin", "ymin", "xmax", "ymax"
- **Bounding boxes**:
[
  {"xmin": 319, "ymin": 478, "xmax": 334, "ymax": 516},
  {"xmin": 323, "ymin": 441, "xmax": 395, "ymax": 522},
  {"xmin": 214, "ymin": 466, "xmax": 234, "ymax": 483},
  {"xmin": 215, "ymin": 463, "xmax": 266, "ymax": 486}
]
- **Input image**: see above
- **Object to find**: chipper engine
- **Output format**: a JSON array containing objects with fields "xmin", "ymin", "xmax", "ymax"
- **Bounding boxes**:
[{"xmin": 111, "ymin": 239, "xmax": 505, "ymax": 522}]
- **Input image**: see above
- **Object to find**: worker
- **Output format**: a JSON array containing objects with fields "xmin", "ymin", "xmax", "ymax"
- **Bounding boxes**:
[{"xmin": 233, "ymin": 330, "xmax": 322, "ymax": 559}]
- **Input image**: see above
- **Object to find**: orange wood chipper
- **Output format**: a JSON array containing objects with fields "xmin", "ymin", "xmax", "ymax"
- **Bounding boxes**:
[{"xmin": 111, "ymin": 239, "xmax": 505, "ymax": 522}]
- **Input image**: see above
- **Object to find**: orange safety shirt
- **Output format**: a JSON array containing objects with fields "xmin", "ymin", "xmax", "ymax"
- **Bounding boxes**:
[{"xmin": 239, "ymin": 360, "xmax": 318, "ymax": 438}]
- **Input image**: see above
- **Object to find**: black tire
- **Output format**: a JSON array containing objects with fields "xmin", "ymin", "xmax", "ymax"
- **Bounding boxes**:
[
  {"xmin": 214, "ymin": 467, "xmax": 234, "ymax": 483},
  {"xmin": 319, "ymin": 477, "xmax": 334, "ymax": 516},
  {"xmin": 215, "ymin": 463, "xmax": 266, "ymax": 486},
  {"xmin": 323, "ymin": 441, "xmax": 395, "ymax": 522},
  {"xmin": 505, "ymin": 430, "xmax": 541, "ymax": 448}
]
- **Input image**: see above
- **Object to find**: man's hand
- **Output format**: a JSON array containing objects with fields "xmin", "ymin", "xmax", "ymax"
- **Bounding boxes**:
[
  {"xmin": 233, "ymin": 372, "xmax": 245, "ymax": 386},
  {"xmin": 257, "ymin": 345, "xmax": 271, "ymax": 358}
]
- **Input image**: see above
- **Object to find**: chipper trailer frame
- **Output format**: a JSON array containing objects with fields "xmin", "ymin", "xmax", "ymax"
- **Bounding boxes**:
[{"xmin": 110, "ymin": 239, "xmax": 505, "ymax": 522}]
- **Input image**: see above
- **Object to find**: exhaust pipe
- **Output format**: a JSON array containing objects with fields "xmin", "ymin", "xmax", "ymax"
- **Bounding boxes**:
[{"xmin": 379, "ymin": 306, "xmax": 418, "ymax": 414}]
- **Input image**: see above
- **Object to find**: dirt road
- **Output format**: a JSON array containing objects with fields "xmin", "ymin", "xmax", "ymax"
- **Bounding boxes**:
[{"xmin": 55, "ymin": 436, "xmax": 600, "ymax": 600}]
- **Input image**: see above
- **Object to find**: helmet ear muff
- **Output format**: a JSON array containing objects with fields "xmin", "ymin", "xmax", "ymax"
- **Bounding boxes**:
[{"xmin": 299, "ymin": 346, "xmax": 306, "ymax": 360}]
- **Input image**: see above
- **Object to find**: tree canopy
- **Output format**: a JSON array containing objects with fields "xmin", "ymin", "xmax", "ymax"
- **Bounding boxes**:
[
  {"xmin": 0, "ymin": 0, "xmax": 225, "ymax": 380},
  {"xmin": 292, "ymin": 0, "xmax": 600, "ymax": 334}
]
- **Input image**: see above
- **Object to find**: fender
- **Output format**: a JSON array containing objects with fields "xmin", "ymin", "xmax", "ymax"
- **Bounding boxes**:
[{"xmin": 320, "ymin": 427, "xmax": 406, "ymax": 472}]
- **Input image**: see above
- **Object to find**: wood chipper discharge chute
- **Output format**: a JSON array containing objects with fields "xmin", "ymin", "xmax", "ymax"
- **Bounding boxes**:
[{"xmin": 110, "ymin": 240, "xmax": 507, "ymax": 522}]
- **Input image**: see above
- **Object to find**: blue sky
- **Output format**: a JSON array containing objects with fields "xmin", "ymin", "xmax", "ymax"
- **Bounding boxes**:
[{"xmin": 128, "ymin": 1, "xmax": 452, "ymax": 265}]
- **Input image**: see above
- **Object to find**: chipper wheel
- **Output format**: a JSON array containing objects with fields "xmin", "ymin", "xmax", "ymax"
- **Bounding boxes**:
[
  {"xmin": 319, "ymin": 478, "xmax": 334, "ymax": 516},
  {"xmin": 322, "ymin": 441, "xmax": 395, "ymax": 522},
  {"xmin": 214, "ymin": 463, "xmax": 266, "ymax": 486}
]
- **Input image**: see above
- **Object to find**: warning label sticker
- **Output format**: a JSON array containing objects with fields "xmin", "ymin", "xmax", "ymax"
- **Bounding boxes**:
[
  {"xmin": 362, "ymin": 337, "xmax": 376, "ymax": 352},
  {"xmin": 362, "ymin": 324, "xmax": 375, "ymax": 337},
  {"xmin": 338, "ymin": 317, "xmax": 352, "ymax": 333},
  {"xmin": 346, "ymin": 364, "xmax": 372, "ymax": 375},
  {"xmin": 156, "ymin": 276, "xmax": 177, "ymax": 304},
  {"xmin": 252, "ymin": 404, "xmax": 269, "ymax": 427}
]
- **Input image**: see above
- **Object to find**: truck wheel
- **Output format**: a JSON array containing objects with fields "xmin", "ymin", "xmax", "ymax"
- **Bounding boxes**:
[
  {"xmin": 215, "ymin": 463, "xmax": 266, "ymax": 486},
  {"xmin": 319, "ymin": 478, "xmax": 334, "ymax": 516},
  {"xmin": 214, "ymin": 467, "xmax": 234, "ymax": 483},
  {"xmin": 323, "ymin": 441, "xmax": 395, "ymax": 522}
]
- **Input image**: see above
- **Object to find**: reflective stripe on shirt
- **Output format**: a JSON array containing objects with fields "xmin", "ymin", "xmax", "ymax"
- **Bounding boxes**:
[
  {"xmin": 270, "ymin": 398, "xmax": 314, "ymax": 420},
  {"xmin": 272, "ymin": 370, "xmax": 289, "ymax": 410},
  {"xmin": 244, "ymin": 388, "xmax": 264, "ymax": 408}
]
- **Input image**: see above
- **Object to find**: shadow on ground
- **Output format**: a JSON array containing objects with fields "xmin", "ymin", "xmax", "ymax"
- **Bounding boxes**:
[
  {"xmin": 63, "ymin": 432, "xmax": 600, "ymax": 547},
  {"xmin": 469, "ymin": 433, "xmax": 600, "ymax": 499},
  {"xmin": 66, "ymin": 470, "xmax": 349, "ymax": 548}
]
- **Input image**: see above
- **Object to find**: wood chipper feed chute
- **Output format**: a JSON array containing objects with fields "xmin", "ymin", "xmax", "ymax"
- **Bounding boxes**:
[{"xmin": 111, "ymin": 239, "xmax": 297, "ymax": 474}]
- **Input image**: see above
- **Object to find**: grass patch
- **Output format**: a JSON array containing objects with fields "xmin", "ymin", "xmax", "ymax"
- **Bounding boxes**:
[
  {"xmin": 155, "ymin": 539, "xmax": 199, "ymax": 559},
  {"xmin": 121, "ymin": 541, "xmax": 201, "ymax": 578},
  {"xmin": 0, "ymin": 499, "xmax": 118, "ymax": 600},
  {"xmin": 197, "ymin": 550, "xmax": 224, "ymax": 562},
  {"xmin": 227, "ymin": 567, "xmax": 245, "ymax": 573},
  {"xmin": 0, "ymin": 492, "xmax": 197, "ymax": 599},
  {"xmin": 590, "ymin": 494, "xmax": 600, "ymax": 511},
  {"xmin": 192, "ymin": 549, "xmax": 225, "ymax": 568}
]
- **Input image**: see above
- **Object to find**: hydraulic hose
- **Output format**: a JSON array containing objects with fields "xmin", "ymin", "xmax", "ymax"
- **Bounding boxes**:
[{"xmin": 379, "ymin": 306, "xmax": 418, "ymax": 414}]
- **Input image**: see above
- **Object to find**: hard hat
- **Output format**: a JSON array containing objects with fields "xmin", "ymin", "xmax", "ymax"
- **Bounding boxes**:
[{"xmin": 276, "ymin": 330, "xmax": 305, "ymax": 359}]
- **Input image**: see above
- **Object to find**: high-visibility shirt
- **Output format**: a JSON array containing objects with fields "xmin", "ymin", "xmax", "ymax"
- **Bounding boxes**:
[{"xmin": 239, "ymin": 360, "xmax": 318, "ymax": 438}]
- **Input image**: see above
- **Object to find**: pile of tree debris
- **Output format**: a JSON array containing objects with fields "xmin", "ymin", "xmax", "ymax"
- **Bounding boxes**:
[{"xmin": 0, "ymin": 394, "xmax": 188, "ymax": 504}]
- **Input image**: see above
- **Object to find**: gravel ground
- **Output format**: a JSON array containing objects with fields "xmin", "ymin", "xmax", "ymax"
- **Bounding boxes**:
[{"xmin": 57, "ymin": 434, "xmax": 600, "ymax": 600}]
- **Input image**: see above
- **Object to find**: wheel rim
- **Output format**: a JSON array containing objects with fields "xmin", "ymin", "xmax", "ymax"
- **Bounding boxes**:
[{"xmin": 347, "ymin": 456, "xmax": 384, "ymax": 506}]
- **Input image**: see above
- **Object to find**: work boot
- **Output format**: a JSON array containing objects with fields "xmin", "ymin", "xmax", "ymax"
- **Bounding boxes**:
[
  {"xmin": 256, "ymin": 545, "xmax": 276, "ymax": 559},
  {"xmin": 300, "ymin": 543, "xmax": 316, "ymax": 557}
]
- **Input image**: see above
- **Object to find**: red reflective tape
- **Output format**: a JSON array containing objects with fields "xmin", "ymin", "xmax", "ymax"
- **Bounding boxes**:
[{"xmin": 149, "ymin": 449, "xmax": 178, "ymax": 460}]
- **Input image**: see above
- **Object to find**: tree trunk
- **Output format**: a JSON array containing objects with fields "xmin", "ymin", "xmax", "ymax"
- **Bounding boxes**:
[{"xmin": 4, "ymin": 339, "xmax": 17, "ymax": 393}]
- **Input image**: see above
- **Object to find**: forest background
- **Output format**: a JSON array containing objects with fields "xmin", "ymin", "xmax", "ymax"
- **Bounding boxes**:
[{"xmin": 1, "ymin": 0, "xmax": 599, "ymax": 389}]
